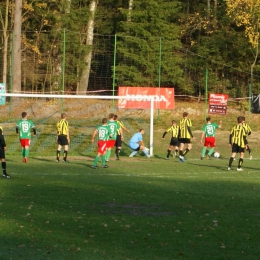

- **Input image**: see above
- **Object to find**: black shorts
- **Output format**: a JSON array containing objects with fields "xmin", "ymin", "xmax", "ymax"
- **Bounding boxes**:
[
  {"xmin": 57, "ymin": 135, "xmax": 68, "ymax": 146},
  {"xmin": 179, "ymin": 138, "xmax": 192, "ymax": 144},
  {"xmin": 114, "ymin": 134, "xmax": 122, "ymax": 147},
  {"xmin": 231, "ymin": 143, "xmax": 245, "ymax": 153},
  {"xmin": 170, "ymin": 137, "xmax": 180, "ymax": 147},
  {"xmin": 0, "ymin": 148, "xmax": 5, "ymax": 159}
]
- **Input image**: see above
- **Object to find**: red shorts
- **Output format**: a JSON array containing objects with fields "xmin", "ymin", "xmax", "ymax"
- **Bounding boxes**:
[
  {"xmin": 106, "ymin": 140, "xmax": 116, "ymax": 149},
  {"xmin": 204, "ymin": 137, "xmax": 216, "ymax": 148},
  {"xmin": 98, "ymin": 140, "xmax": 108, "ymax": 154},
  {"xmin": 20, "ymin": 139, "xmax": 31, "ymax": 147}
]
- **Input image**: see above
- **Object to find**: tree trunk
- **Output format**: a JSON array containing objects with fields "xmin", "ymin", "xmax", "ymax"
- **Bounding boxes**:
[
  {"xmin": 0, "ymin": 0, "xmax": 9, "ymax": 89},
  {"xmin": 13, "ymin": 0, "xmax": 22, "ymax": 93},
  {"xmin": 128, "ymin": 0, "xmax": 134, "ymax": 22},
  {"xmin": 78, "ymin": 0, "xmax": 97, "ymax": 94}
]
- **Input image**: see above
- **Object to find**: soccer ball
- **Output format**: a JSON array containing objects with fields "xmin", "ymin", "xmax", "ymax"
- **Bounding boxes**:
[{"xmin": 214, "ymin": 152, "xmax": 220, "ymax": 158}]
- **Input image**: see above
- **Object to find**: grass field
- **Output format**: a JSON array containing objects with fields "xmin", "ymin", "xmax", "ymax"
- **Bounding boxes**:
[{"xmin": 1, "ymin": 126, "xmax": 260, "ymax": 260}]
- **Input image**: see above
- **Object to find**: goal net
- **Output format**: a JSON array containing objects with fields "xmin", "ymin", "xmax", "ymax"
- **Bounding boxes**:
[{"xmin": 0, "ymin": 94, "xmax": 154, "ymax": 159}]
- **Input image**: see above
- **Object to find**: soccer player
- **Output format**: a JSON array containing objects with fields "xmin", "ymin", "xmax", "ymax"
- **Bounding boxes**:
[
  {"xmin": 178, "ymin": 112, "xmax": 194, "ymax": 162},
  {"xmin": 0, "ymin": 127, "xmax": 10, "ymax": 178},
  {"xmin": 16, "ymin": 112, "xmax": 36, "ymax": 163},
  {"xmin": 228, "ymin": 116, "xmax": 248, "ymax": 171},
  {"xmin": 162, "ymin": 120, "xmax": 180, "ymax": 159},
  {"xmin": 113, "ymin": 114, "xmax": 129, "ymax": 160},
  {"xmin": 128, "ymin": 129, "xmax": 150, "ymax": 158},
  {"xmin": 200, "ymin": 117, "xmax": 222, "ymax": 159},
  {"xmin": 91, "ymin": 118, "xmax": 111, "ymax": 169},
  {"xmin": 241, "ymin": 116, "xmax": 252, "ymax": 160},
  {"xmin": 105, "ymin": 113, "xmax": 121, "ymax": 162},
  {"xmin": 56, "ymin": 113, "xmax": 70, "ymax": 163}
]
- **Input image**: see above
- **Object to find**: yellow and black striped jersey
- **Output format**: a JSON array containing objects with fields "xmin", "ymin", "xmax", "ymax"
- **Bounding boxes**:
[
  {"xmin": 179, "ymin": 118, "xmax": 193, "ymax": 139},
  {"xmin": 116, "ymin": 120, "xmax": 124, "ymax": 135},
  {"xmin": 57, "ymin": 119, "xmax": 69, "ymax": 135},
  {"xmin": 163, "ymin": 125, "xmax": 179, "ymax": 138},
  {"xmin": 242, "ymin": 122, "xmax": 251, "ymax": 136},
  {"xmin": 230, "ymin": 124, "xmax": 247, "ymax": 148}
]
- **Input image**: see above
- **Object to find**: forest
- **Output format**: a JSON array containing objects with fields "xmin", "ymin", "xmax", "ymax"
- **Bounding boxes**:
[{"xmin": 0, "ymin": 0, "xmax": 260, "ymax": 98}]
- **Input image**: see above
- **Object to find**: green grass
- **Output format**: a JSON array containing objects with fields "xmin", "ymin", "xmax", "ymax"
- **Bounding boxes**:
[{"xmin": 1, "ymin": 137, "xmax": 260, "ymax": 260}]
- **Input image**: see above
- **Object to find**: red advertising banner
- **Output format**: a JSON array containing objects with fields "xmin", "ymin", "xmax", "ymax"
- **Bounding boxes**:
[
  {"xmin": 118, "ymin": 87, "xmax": 175, "ymax": 109},
  {"xmin": 208, "ymin": 93, "xmax": 228, "ymax": 115}
]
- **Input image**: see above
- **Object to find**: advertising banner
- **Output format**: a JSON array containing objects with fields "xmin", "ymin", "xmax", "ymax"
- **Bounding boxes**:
[
  {"xmin": 0, "ymin": 83, "xmax": 6, "ymax": 105},
  {"xmin": 208, "ymin": 93, "xmax": 228, "ymax": 115},
  {"xmin": 118, "ymin": 87, "xmax": 175, "ymax": 109}
]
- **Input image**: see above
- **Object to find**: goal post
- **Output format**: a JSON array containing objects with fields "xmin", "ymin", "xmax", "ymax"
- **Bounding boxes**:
[{"xmin": 1, "ymin": 93, "xmax": 155, "ymax": 156}]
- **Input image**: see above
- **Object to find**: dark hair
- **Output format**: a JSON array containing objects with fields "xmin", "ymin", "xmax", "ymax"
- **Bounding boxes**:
[
  {"xmin": 61, "ymin": 113, "xmax": 66, "ymax": 119},
  {"xmin": 139, "ymin": 128, "xmax": 144, "ymax": 132},
  {"xmin": 109, "ymin": 113, "xmax": 114, "ymax": 119},
  {"xmin": 240, "ymin": 116, "xmax": 245, "ymax": 121},
  {"xmin": 21, "ymin": 112, "xmax": 27, "ymax": 118},
  {"xmin": 183, "ymin": 112, "xmax": 188, "ymax": 117},
  {"xmin": 113, "ymin": 114, "xmax": 118, "ymax": 120},
  {"xmin": 102, "ymin": 118, "xmax": 108, "ymax": 124},
  {"xmin": 206, "ymin": 116, "xmax": 211, "ymax": 122},
  {"xmin": 237, "ymin": 116, "xmax": 243, "ymax": 123},
  {"xmin": 172, "ymin": 120, "xmax": 176, "ymax": 124}
]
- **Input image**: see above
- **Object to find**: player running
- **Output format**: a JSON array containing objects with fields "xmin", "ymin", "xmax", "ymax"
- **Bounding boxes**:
[
  {"xmin": 228, "ymin": 116, "xmax": 248, "ymax": 171},
  {"xmin": 200, "ymin": 117, "xmax": 222, "ymax": 159},
  {"xmin": 16, "ymin": 112, "xmax": 36, "ymax": 163},
  {"xmin": 178, "ymin": 112, "xmax": 194, "ymax": 162},
  {"xmin": 162, "ymin": 120, "xmax": 180, "ymax": 159}
]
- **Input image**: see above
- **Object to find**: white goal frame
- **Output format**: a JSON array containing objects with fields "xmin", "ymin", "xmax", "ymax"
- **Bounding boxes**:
[{"xmin": 1, "ymin": 93, "xmax": 155, "ymax": 156}]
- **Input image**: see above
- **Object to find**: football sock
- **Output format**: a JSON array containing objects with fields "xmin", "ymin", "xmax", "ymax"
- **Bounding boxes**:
[
  {"xmin": 208, "ymin": 148, "xmax": 214, "ymax": 156},
  {"xmin": 93, "ymin": 156, "xmax": 100, "ymax": 166},
  {"xmin": 201, "ymin": 147, "xmax": 207, "ymax": 157},
  {"xmin": 228, "ymin": 157, "xmax": 234, "ymax": 167},
  {"xmin": 248, "ymin": 146, "xmax": 251, "ymax": 154},
  {"xmin": 183, "ymin": 148, "xmax": 189, "ymax": 156},
  {"xmin": 63, "ymin": 150, "xmax": 68, "ymax": 161},
  {"xmin": 175, "ymin": 149, "xmax": 178, "ymax": 155},
  {"xmin": 167, "ymin": 149, "xmax": 171, "ymax": 158},
  {"xmin": 115, "ymin": 148, "xmax": 120, "ymax": 158},
  {"xmin": 238, "ymin": 158, "xmax": 243, "ymax": 168},
  {"xmin": 56, "ymin": 150, "xmax": 60, "ymax": 160},
  {"xmin": 101, "ymin": 155, "xmax": 106, "ymax": 165},
  {"xmin": 130, "ymin": 151, "xmax": 138, "ymax": 157},
  {"xmin": 106, "ymin": 149, "xmax": 111, "ymax": 160},
  {"xmin": 2, "ymin": 161, "xmax": 6, "ymax": 175},
  {"xmin": 24, "ymin": 149, "xmax": 29, "ymax": 157},
  {"xmin": 22, "ymin": 148, "xmax": 25, "ymax": 157},
  {"xmin": 143, "ymin": 149, "xmax": 149, "ymax": 156},
  {"xmin": 179, "ymin": 150, "xmax": 183, "ymax": 156}
]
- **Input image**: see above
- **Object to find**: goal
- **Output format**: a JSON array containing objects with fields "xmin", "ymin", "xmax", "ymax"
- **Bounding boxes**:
[{"xmin": 0, "ymin": 93, "xmax": 155, "ymax": 157}]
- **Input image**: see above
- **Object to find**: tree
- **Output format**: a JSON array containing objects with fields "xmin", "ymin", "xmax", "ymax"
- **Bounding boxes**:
[
  {"xmin": 225, "ymin": 0, "xmax": 260, "ymax": 90},
  {"xmin": 0, "ymin": 0, "xmax": 10, "ymax": 89},
  {"xmin": 13, "ymin": 0, "xmax": 22, "ymax": 93}
]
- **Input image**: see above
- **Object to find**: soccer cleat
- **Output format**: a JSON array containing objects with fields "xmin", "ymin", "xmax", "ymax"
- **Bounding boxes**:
[
  {"xmin": 206, "ymin": 155, "xmax": 210, "ymax": 160},
  {"xmin": 129, "ymin": 155, "xmax": 134, "ymax": 158},
  {"xmin": 23, "ymin": 157, "xmax": 28, "ymax": 163},
  {"xmin": 237, "ymin": 168, "xmax": 243, "ymax": 171},
  {"xmin": 249, "ymin": 153, "xmax": 252, "ymax": 160},
  {"xmin": 228, "ymin": 167, "xmax": 231, "ymax": 171},
  {"xmin": 116, "ymin": 157, "xmax": 120, "ymax": 161},
  {"xmin": 102, "ymin": 165, "xmax": 108, "ymax": 168},
  {"xmin": 179, "ymin": 155, "xmax": 185, "ymax": 162},
  {"xmin": 3, "ymin": 173, "xmax": 11, "ymax": 178},
  {"xmin": 91, "ymin": 165, "xmax": 98, "ymax": 169},
  {"xmin": 105, "ymin": 160, "xmax": 109, "ymax": 162},
  {"xmin": 200, "ymin": 156, "xmax": 204, "ymax": 160},
  {"xmin": 56, "ymin": 159, "xmax": 60, "ymax": 163},
  {"xmin": 146, "ymin": 155, "xmax": 151, "ymax": 158},
  {"xmin": 165, "ymin": 157, "xmax": 169, "ymax": 160},
  {"xmin": 63, "ymin": 160, "xmax": 68, "ymax": 163}
]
